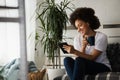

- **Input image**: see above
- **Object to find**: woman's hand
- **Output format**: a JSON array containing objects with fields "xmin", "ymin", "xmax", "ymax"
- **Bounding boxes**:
[
  {"xmin": 81, "ymin": 36, "xmax": 88, "ymax": 48},
  {"xmin": 63, "ymin": 45, "xmax": 75, "ymax": 54},
  {"xmin": 80, "ymin": 36, "xmax": 88, "ymax": 53}
]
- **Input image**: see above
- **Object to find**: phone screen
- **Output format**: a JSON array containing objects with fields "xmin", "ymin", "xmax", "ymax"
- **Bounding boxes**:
[{"xmin": 58, "ymin": 42, "xmax": 68, "ymax": 54}]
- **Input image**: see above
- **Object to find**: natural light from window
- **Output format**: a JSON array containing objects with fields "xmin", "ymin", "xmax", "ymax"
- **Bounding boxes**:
[{"xmin": 0, "ymin": 0, "xmax": 20, "ymax": 65}]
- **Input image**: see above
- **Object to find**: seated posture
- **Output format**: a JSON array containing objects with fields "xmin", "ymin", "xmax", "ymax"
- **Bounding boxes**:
[{"xmin": 63, "ymin": 7, "xmax": 111, "ymax": 80}]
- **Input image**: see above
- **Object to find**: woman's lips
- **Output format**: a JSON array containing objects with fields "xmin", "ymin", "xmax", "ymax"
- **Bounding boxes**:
[{"xmin": 81, "ymin": 31, "xmax": 84, "ymax": 34}]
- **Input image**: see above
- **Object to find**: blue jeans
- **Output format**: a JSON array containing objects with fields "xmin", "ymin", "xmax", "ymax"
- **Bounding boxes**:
[{"xmin": 64, "ymin": 57, "xmax": 111, "ymax": 80}]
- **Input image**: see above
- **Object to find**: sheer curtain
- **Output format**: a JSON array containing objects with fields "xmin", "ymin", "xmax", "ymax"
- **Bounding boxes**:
[{"xmin": 0, "ymin": 0, "xmax": 20, "ymax": 65}]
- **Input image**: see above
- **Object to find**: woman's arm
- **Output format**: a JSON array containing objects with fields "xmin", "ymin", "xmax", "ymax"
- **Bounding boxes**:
[
  {"xmin": 64, "ymin": 33, "xmax": 107, "ymax": 61},
  {"xmin": 63, "ymin": 45, "xmax": 101, "ymax": 61}
]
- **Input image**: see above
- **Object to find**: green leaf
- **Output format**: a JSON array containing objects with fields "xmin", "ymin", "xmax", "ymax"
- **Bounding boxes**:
[{"xmin": 36, "ymin": 0, "xmax": 73, "ymax": 65}]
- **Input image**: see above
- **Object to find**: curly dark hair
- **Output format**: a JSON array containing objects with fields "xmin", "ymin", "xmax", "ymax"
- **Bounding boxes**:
[{"xmin": 70, "ymin": 7, "xmax": 101, "ymax": 30}]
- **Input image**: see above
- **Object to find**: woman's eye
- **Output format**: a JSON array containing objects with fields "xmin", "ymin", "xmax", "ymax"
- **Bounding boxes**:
[{"xmin": 79, "ymin": 24, "xmax": 82, "ymax": 26}]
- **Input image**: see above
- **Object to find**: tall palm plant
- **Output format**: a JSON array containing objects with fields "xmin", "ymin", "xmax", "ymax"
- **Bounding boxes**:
[{"xmin": 36, "ymin": 0, "xmax": 73, "ymax": 68}]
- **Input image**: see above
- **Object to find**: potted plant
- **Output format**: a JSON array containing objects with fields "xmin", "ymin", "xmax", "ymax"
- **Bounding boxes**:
[{"xmin": 36, "ymin": 0, "xmax": 73, "ymax": 68}]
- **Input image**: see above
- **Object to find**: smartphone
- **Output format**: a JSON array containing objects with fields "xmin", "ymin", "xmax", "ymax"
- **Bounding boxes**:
[
  {"xmin": 58, "ymin": 42, "xmax": 68, "ymax": 54},
  {"xmin": 87, "ymin": 36, "xmax": 95, "ymax": 46}
]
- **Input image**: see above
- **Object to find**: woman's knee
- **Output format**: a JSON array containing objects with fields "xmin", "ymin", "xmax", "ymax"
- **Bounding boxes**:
[
  {"xmin": 64, "ymin": 57, "xmax": 73, "ymax": 62},
  {"xmin": 75, "ymin": 57, "xmax": 87, "ymax": 63},
  {"xmin": 64, "ymin": 57, "xmax": 74, "ymax": 65}
]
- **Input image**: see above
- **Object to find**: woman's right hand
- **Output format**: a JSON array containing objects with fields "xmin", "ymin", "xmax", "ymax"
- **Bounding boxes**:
[
  {"xmin": 81, "ymin": 36, "xmax": 88, "ymax": 48},
  {"xmin": 63, "ymin": 45, "xmax": 76, "ymax": 54}
]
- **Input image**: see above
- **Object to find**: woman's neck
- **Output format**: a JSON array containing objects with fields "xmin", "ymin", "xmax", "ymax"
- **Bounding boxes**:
[{"xmin": 86, "ymin": 30, "xmax": 96, "ymax": 37}]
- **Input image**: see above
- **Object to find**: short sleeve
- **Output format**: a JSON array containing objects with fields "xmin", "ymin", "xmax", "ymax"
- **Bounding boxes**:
[{"xmin": 95, "ymin": 33, "xmax": 108, "ymax": 52}]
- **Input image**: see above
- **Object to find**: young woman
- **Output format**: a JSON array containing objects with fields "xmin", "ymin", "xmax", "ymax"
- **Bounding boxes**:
[{"xmin": 63, "ymin": 7, "xmax": 111, "ymax": 80}]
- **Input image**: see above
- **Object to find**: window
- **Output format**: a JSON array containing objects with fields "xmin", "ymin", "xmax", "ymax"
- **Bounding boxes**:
[{"xmin": 0, "ymin": 0, "xmax": 20, "ymax": 65}]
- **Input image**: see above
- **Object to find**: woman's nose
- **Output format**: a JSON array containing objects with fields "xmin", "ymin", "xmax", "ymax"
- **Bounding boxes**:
[{"xmin": 77, "ymin": 27, "xmax": 81, "ymax": 32}]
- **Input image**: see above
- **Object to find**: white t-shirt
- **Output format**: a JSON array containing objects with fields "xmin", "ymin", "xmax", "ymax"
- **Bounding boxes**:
[{"xmin": 74, "ymin": 31, "xmax": 111, "ymax": 69}]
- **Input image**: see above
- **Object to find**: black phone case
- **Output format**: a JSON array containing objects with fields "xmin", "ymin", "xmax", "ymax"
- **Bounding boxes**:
[
  {"xmin": 87, "ymin": 36, "xmax": 95, "ymax": 46},
  {"xmin": 58, "ymin": 42, "xmax": 68, "ymax": 53}
]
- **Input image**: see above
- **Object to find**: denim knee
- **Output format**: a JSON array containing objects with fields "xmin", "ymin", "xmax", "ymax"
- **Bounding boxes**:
[
  {"xmin": 75, "ymin": 57, "xmax": 87, "ymax": 62},
  {"xmin": 64, "ymin": 57, "xmax": 74, "ymax": 65},
  {"xmin": 74, "ymin": 57, "xmax": 88, "ymax": 66}
]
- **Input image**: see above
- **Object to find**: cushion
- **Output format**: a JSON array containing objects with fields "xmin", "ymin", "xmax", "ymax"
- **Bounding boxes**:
[
  {"xmin": 56, "ymin": 72, "xmax": 120, "ymax": 80},
  {"xmin": 106, "ymin": 43, "xmax": 120, "ymax": 72},
  {"xmin": 28, "ymin": 61, "xmax": 38, "ymax": 72}
]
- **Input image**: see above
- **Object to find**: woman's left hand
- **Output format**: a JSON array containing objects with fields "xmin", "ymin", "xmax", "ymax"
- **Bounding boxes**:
[{"xmin": 63, "ymin": 45, "xmax": 75, "ymax": 54}]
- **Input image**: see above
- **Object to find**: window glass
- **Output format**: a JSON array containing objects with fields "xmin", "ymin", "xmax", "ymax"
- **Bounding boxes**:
[
  {"xmin": 0, "ymin": 22, "xmax": 20, "ymax": 65},
  {"xmin": 0, "ymin": 0, "xmax": 5, "ymax": 6},
  {"xmin": 0, "ymin": 0, "xmax": 18, "ymax": 7},
  {"xmin": 6, "ymin": 0, "xmax": 18, "ymax": 7},
  {"xmin": 0, "ymin": 0, "xmax": 19, "ymax": 65},
  {"xmin": 0, "ymin": 9, "xmax": 19, "ymax": 17}
]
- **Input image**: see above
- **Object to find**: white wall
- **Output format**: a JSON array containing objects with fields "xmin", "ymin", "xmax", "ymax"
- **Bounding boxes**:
[
  {"xmin": 25, "ymin": 0, "xmax": 36, "ymax": 61},
  {"xmin": 69, "ymin": 0, "xmax": 120, "ymax": 24},
  {"xmin": 66, "ymin": 0, "xmax": 120, "ymax": 43},
  {"xmin": 34, "ymin": 0, "xmax": 46, "ymax": 69}
]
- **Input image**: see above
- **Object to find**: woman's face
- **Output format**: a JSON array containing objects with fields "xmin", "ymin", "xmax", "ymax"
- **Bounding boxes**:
[{"xmin": 75, "ymin": 19, "xmax": 91, "ymax": 36}]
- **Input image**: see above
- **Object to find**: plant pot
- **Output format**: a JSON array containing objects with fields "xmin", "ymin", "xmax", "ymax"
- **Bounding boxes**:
[{"xmin": 47, "ymin": 68, "xmax": 65, "ymax": 80}]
